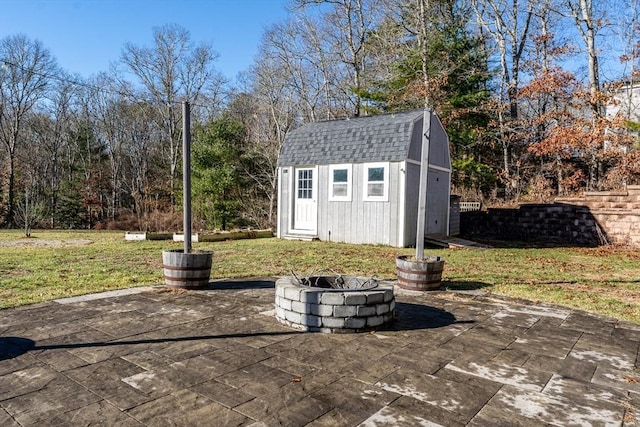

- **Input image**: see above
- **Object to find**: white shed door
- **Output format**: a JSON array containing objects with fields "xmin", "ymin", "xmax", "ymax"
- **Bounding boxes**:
[{"xmin": 293, "ymin": 167, "xmax": 317, "ymax": 232}]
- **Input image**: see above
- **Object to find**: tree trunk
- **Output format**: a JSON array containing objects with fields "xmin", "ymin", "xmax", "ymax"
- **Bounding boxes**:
[
  {"xmin": 419, "ymin": 0, "xmax": 431, "ymax": 109},
  {"xmin": 568, "ymin": 0, "xmax": 601, "ymax": 117},
  {"xmin": 556, "ymin": 155, "xmax": 564, "ymax": 195},
  {"xmin": 7, "ymin": 153, "xmax": 16, "ymax": 226}
]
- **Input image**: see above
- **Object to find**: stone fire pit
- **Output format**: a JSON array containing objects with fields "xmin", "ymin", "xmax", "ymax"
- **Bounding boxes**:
[{"xmin": 275, "ymin": 275, "xmax": 395, "ymax": 333}]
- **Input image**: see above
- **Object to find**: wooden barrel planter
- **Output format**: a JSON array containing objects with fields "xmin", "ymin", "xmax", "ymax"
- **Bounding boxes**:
[
  {"xmin": 396, "ymin": 254, "xmax": 445, "ymax": 291},
  {"xmin": 162, "ymin": 250, "xmax": 213, "ymax": 289}
]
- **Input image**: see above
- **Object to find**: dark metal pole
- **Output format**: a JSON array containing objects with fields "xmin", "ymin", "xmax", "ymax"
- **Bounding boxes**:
[{"xmin": 183, "ymin": 101, "xmax": 192, "ymax": 253}]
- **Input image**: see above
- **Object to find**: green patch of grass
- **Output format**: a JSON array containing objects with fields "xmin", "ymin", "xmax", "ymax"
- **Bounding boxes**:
[{"xmin": 1, "ymin": 230, "xmax": 639, "ymax": 323}]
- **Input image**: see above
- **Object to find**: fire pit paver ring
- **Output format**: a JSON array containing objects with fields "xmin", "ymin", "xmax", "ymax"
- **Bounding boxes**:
[{"xmin": 275, "ymin": 276, "xmax": 395, "ymax": 333}]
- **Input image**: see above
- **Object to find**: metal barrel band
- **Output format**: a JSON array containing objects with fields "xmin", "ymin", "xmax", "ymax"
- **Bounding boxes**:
[
  {"xmin": 397, "ymin": 276, "xmax": 441, "ymax": 284},
  {"xmin": 162, "ymin": 264, "xmax": 211, "ymax": 271},
  {"xmin": 396, "ymin": 265, "xmax": 442, "ymax": 275},
  {"xmin": 163, "ymin": 275, "xmax": 209, "ymax": 282}
]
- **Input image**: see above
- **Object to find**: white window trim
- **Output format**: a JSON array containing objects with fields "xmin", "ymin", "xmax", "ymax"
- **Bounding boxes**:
[
  {"xmin": 329, "ymin": 164, "xmax": 352, "ymax": 202},
  {"xmin": 363, "ymin": 162, "xmax": 389, "ymax": 202}
]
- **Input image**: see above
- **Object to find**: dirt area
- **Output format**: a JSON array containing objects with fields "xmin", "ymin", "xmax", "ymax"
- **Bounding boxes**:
[{"xmin": 0, "ymin": 239, "xmax": 93, "ymax": 247}]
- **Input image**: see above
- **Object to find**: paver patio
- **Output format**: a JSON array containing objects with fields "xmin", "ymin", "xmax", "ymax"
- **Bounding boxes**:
[{"xmin": 1, "ymin": 278, "xmax": 639, "ymax": 426}]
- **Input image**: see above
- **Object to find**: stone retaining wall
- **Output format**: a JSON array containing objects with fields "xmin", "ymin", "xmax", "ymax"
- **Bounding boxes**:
[
  {"xmin": 556, "ymin": 185, "xmax": 640, "ymax": 247},
  {"xmin": 275, "ymin": 277, "xmax": 395, "ymax": 333},
  {"xmin": 461, "ymin": 204, "xmax": 602, "ymax": 245},
  {"xmin": 461, "ymin": 185, "xmax": 640, "ymax": 247}
]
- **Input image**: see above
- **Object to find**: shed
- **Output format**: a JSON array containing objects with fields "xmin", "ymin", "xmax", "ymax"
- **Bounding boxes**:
[{"xmin": 276, "ymin": 109, "xmax": 451, "ymax": 247}]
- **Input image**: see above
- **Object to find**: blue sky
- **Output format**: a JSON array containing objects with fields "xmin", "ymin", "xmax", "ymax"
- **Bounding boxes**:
[
  {"xmin": 0, "ymin": 0, "xmax": 290, "ymax": 80},
  {"xmin": 0, "ymin": 0, "xmax": 631, "ymax": 85}
]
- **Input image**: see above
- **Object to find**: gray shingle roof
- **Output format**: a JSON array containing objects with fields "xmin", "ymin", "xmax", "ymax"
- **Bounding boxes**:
[{"xmin": 278, "ymin": 110, "xmax": 424, "ymax": 167}]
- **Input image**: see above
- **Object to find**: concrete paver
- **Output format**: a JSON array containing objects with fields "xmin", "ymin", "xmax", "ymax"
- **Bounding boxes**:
[{"xmin": 1, "ymin": 280, "xmax": 639, "ymax": 426}]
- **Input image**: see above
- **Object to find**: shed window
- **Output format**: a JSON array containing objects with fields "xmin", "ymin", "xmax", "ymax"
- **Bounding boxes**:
[
  {"xmin": 297, "ymin": 169, "xmax": 313, "ymax": 199},
  {"xmin": 364, "ymin": 162, "xmax": 389, "ymax": 201},
  {"xmin": 329, "ymin": 164, "xmax": 352, "ymax": 201}
]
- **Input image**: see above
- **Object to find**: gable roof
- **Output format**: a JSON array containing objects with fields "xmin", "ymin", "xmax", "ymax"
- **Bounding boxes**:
[{"xmin": 278, "ymin": 110, "xmax": 424, "ymax": 167}]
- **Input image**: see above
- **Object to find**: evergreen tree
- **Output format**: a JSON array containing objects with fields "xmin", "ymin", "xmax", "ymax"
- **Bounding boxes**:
[
  {"xmin": 365, "ymin": 0, "xmax": 497, "ymax": 196},
  {"xmin": 192, "ymin": 115, "xmax": 247, "ymax": 230}
]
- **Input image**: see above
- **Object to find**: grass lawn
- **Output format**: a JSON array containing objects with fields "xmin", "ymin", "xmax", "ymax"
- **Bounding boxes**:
[{"xmin": 1, "ymin": 230, "xmax": 639, "ymax": 323}]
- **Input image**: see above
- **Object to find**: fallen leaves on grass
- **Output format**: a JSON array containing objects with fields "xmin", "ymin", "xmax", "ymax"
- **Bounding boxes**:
[{"xmin": 574, "ymin": 246, "xmax": 640, "ymax": 260}]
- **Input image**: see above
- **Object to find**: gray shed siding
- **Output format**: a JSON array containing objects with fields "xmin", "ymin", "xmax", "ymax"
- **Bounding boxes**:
[
  {"xmin": 408, "ymin": 113, "xmax": 450, "ymax": 167},
  {"xmin": 401, "ymin": 114, "xmax": 451, "ymax": 245},
  {"xmin": 317, "ymin": 162, "xmax": 404, "ymax": 246},
  {"xmin": 402, "ymin": 163, "xmax": 450, "ymax": 246},
  {"xmin": 426, "ymin": 168, "xmax": 450, "ymax": 235},
  {"xmin": 403, "ymin": 162, "xmax": 420, "ymax": 246},
  {"xmin": 276, "ymin": 167, "xmax": 290, "ymax": 239}
]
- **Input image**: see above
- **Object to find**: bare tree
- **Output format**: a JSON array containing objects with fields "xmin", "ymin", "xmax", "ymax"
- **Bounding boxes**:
[
  {"xmin": 471, "ymin": 0, "xmax": 535, "ymax": 197},
  {"xmin": 261, "ymin": 20, "xmax": 328, "ymax": 122},
  {"xmin": 0, "ymin": 34, "xmax": 57, "ymax": 225},
  {"xmin": 614, "ymin": 0, "xmax": 639, "ymax": 116},
  {"xmin": 565, "ymin": 0, "xmax": 602, "ymax": 117},
  {"xmin": 85, "ymin": 73, "xmax": 132, "ymax": 221},
  {"xmin": 31, "ymin": 76, "xmax": 76, "ymax": 227},
  {"xmin": 14, "ymin": 182, "xmax": 46, "ymax": 237},
  {"xmin": 121, "ymin": 101, "xmax": 163, "ymax": 228},
  {"xmin": 417, "ymin": 0, "xmax": 431, "ymax": 109},
  {"xmin": 119, "ymin": 24, "xmax": 224, "ymax": 206},
  {"xmin": 235, "ymin": 47, "xmax": 300, "ymax": 226},
  {"xmin": 472, "ymin": 0, "xmax": 534, "ymax": 120},
  {"xmin": 294, "ymin": 0, "xmax": 382, "ymax": 117},
  {"xmin": 383, "ymin": 0, "xmax": 434, "ymax": 108}
]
